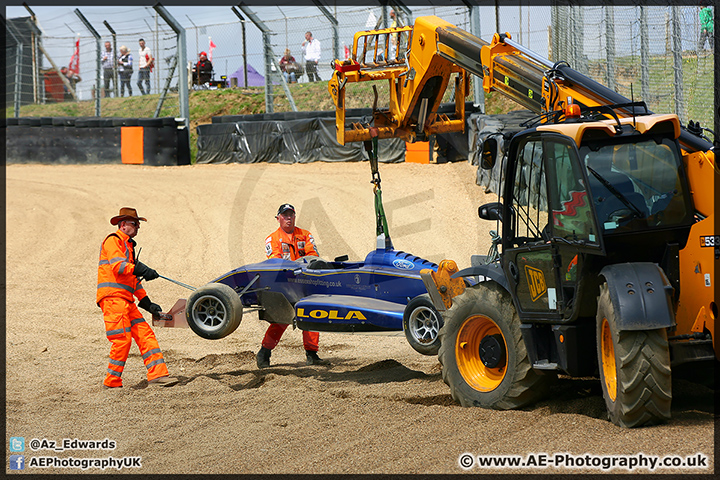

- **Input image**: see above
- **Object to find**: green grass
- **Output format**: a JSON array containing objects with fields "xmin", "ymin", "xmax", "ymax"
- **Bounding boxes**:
[{"xmin": 585, "ymin": 51, "xmax": 714, "ymax": 128}]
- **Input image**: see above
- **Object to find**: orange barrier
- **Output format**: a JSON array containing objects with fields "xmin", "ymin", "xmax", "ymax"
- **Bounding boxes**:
[
  {"xmin": 121, "ymin": 127, "xmax": 144, "ymax": 164},
  {"xmin": 405, "ymin": 141, "xmax": 430, "ymax": 163}
]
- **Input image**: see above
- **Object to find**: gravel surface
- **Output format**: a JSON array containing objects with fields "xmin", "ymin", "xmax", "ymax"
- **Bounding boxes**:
[{"xmin": 5, "ymin": 163, "xmax": 715, "ymax": 475}]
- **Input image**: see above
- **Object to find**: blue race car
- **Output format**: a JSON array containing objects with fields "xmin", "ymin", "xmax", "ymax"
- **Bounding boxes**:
[{"xmin": 182, "ymin": 236, "xmax": 445, "ymax": 355}]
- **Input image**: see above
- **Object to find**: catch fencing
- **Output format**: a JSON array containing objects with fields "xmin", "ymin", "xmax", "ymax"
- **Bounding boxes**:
[{"xmin": 5, "ymin": 3, "xmax": 715, "ymax": 131}]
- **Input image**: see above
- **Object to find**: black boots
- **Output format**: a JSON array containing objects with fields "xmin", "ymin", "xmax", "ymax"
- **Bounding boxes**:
[
  {"xmin": 257, "ymin": 347, "xmax": 329, "ymax": 368},
  {"xmin": 256, "ymin": 347, "xmax": 271, "ymax": 369},
  {"xmin": 306, "ymin": 350, "xmax": 330, "ymax": 366}
]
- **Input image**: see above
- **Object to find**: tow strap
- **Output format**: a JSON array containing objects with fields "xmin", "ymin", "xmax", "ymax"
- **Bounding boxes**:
[{"xmin": 364, "ymin": 128, "xmax": 393, "ymax": 249}]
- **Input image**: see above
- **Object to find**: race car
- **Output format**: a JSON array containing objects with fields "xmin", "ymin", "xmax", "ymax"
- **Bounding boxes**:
[{"xmin": 174, "ymin": 236, "xmax": 447, "ymax": 355}]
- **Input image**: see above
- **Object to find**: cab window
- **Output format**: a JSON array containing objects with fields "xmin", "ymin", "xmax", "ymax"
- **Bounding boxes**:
[{"xmin": 546, "ymin": 140, "xmax": 599, "ymax": 245}]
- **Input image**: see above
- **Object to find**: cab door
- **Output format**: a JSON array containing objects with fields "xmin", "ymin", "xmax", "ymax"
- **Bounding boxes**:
[{"xmin": 501, "ymin": 133, "xmax": 605, "ymax": 322}]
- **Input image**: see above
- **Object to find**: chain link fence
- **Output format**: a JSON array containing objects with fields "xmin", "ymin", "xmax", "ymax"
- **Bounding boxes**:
[
  {"xmin": 552, "ymin": 4, "xmax": 714, "ymax": 128},
  {"xmin": 6, "ymin": 7, "xmax": 181, "ymax": 119},
  {"xmin": 5, "ymin": 4, "xmax": 715, "ymax": 130}
]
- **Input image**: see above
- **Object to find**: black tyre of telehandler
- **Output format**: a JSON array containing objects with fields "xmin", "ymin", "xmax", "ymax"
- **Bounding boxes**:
[
  {"xmin": 596, "ymin": 282, "xmax": 672, "ymax": 428},
  {"xmin": 438, "ymin": 282, "xmax": 554, "ymax": 409}
]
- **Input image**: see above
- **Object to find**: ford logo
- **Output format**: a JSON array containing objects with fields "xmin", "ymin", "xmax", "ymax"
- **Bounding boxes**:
[{"xmin": 392, "ymin": 259, "xmax": 415, "ymax": 270}]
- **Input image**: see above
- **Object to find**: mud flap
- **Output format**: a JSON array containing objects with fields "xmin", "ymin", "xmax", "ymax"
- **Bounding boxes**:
[
  {"xmin": 152, "ymin": 298, "xmax": 189, "ymax": 328},
  {"xmin": 599, "ymin": 263, "xmax": 676, "ymax": 331}
]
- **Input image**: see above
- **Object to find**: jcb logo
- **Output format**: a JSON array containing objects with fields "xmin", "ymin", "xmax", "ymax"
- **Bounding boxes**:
[
  {"xmin": 525, "ymin": 265, "xmax": 547, "ymax": 302},
  {"xmin": 297, "ymin": 308, "xmax": 367, "ymax": 320}
]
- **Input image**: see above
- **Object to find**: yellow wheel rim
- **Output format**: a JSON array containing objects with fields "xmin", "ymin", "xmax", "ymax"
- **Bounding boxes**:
[
  {"xmin": 600, "ymin": 317, "xmax": 617, "ymax": 401},
  {"xmin": 455, "ymin": 314, "xmax": 507, "ymax": 392}
]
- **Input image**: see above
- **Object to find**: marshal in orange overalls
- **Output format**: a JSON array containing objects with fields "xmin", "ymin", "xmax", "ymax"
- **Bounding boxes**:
[
  {"xmin": 262, "ymin": 225, "xmax": 321, "ymax": 352},
  {"xmin": 97, "ymin": 228, "xmax": 169, "ymax": 387}
]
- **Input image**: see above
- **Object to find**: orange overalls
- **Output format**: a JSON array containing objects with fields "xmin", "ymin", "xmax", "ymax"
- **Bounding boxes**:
[
  {"xmin": 97, "ymin": 230, "xmax": 169, "ymax": 387},
  {"xmin": 262, "ymin": 227, "xmax": 320, "ymax": 352}
]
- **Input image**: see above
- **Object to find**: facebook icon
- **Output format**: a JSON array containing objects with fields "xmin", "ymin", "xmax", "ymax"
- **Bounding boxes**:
[{"xmin": 9, "ymin": 455, "xmax": 25, "ymax": 470}]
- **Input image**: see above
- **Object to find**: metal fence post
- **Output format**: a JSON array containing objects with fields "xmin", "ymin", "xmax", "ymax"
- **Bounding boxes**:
[
  {"xmin": 239, "ymin": 4, "xmax": 297, "ymax": 113},
  {"xmin": 5, "ymin": 18, "xmax": 24, "ymax": 117},
  {"xmin": 550, "ymin": 4, "xmax": 557, "ymax": 61},
  {"xmin": 23, "ymin": 4, "xmax": 39, "ymax": 104},
  {"xmin": 573, "ymin": 4, "xmax": 586, "ymax": 73},
  {"xmin": 154, "ymin": 3, "xmax": 189, "ymax": 128},
  {"xmin": 639, "ymin": 5, "xmax": 650, "ymax": 104},
  {"xmin": 604, "ymin": 3, "xmax": 616, "ymax": 92},
  {"xmin": 231, "ymin": 7, "xmax": 249, "ymax": 88},
  {"xmin": 237, "ymin": 4, "xmax": 273, "ymax": 112},
  {"xmin": 670, "ymin": 6, "xmax": 684, "ymax": 123},
  {"xmin": 314, "ymin": 0, "xmax": 339, "ymax": 64},
  {"xmin": 103, "ymin": 21, "xmax": 119, "ymax": 98},
  {"xmin": 464, "ymin": 0, "xmax": 485, "ymax": 111},
  {"xmin": 74, "ymin": 9, "xmax": 101, "ymax": 116}
]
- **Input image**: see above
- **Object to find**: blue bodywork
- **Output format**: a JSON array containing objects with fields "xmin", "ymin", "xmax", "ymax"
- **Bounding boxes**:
[{"xmin": 210, "ymin": 244, "xmax": 438, "ymax": 333}]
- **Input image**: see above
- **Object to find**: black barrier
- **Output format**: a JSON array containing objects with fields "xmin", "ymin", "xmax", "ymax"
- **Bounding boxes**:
[
  {"xmin": 196, "ymin": 116, "xmax": 405, "ymax": 164},
  {"xmin": 198, "ymin": 102, "xmax": 481, "ymax": 165},
  {"xmin": 6, "ymin": 117, "xmax": 189, "ymax": 166}
]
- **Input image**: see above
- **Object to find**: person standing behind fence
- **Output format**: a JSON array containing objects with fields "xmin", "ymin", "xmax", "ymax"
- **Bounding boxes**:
[
  {"xmin": 698, "ymin": 1, "xmax": 714, "ymax": 52},
  {"xmin": 137, "ymin": 38, "xmax": 154, "ymax": 95},
  {"xmin": 301, "ymin": 31, "xmax": 321, "ymax": 82},
  {"xmin": 118, "ymin": 46, "xmax": 133, "ymax": 97},
  {"xmin": 101, "ymin": 41, "xmax": 115, "ymax": 97}
]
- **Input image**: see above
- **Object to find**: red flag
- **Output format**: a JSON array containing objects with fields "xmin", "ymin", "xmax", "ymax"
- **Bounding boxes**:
[
  {"xmin": 344, "ymin": 44, "xmax": 350, "ymax": 60},
  {"xmin": 68, "ymin": 37, "xmax": 80, "ymax": 75},
  {"xmin": 209, "ymin": 37, "xmax": 217, "ymax": 62}
]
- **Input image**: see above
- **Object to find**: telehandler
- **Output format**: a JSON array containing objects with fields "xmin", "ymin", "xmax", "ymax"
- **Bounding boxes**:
[{"xmin": 328, "ymin": 15, "xmax": 717, "ymax": 427}]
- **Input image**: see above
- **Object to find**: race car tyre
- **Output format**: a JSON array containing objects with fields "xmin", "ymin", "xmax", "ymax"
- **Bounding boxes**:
[
  {"xmin": 438, "ymin": 282, "xmax": 554, "ymax": 409},
  {"xmin": 403, "ymin": 294, "xmax": 443, "ymax": 356},
  {"xmin": 596, "ymin": 282, "xmax": 671, "ymax": 428},
  {"xmin": 186, "ymin": 283, "xmax": 243, "ymax": 340}
]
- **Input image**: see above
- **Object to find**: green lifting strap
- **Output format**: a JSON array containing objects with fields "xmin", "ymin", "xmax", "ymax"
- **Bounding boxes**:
[{"xmin": 364, "ymin": 133, "xmax": 392, "ymax": 246}]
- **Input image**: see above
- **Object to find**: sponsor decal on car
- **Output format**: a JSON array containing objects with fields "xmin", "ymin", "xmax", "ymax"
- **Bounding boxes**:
[
  {"xmin": 392, "ymin": 258, "xmax": 415, "ymax": 270},
  {"xmin": 296, "ymin": 308, "xmax": 367, "ymax": 320}
]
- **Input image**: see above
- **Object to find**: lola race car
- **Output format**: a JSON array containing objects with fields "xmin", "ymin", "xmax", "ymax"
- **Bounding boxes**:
[{"xmin": 163, "ymin": 236, "xmax": 447, "ymax": 355}]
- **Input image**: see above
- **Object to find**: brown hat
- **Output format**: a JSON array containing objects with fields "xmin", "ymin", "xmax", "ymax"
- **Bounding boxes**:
[{"xmin": 110, "ymin": 207, "xmax": 147, "ymax": 225}]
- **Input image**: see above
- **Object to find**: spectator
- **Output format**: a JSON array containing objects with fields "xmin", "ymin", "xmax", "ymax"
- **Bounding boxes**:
[
  {"xmin": 301, "ymin": 31, "xmax": 321, "ymax": 82},
  {"xmin": 698, "ymin": 1, "xmax": 714, "ymax": 52},
  {"xmin": 117, "ymin": 46, "xmax": 133, "ymax": 97},
  {"xmin": 101, "ymin": 41, "xmax": 115, "ymax": 97},
  {"xmin": 256, "ymin": 203, "xmax": 330, "ymax": 369},
  {"xmin": 279, "ymin": 48, "xmax": 300, "ymax": 83},
  {"xmin": 59, "ymin": 66, "xmax": 81, "ymax": 101},
  {"xmin": 137, "ymin": 38, "xmax": 154, "ymax": 95},
  {"xmin": 193, "ymin": 51, "xmax": 213, "ymax": 85}
]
